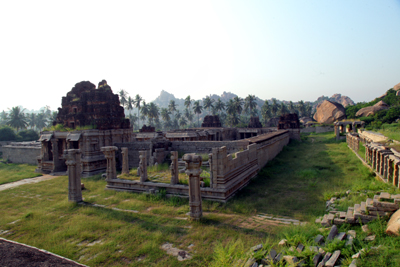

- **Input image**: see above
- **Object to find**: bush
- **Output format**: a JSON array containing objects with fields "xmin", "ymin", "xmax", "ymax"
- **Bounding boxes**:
[
  {"xmin": 17, "ymin": 129, "xmax": 39, "ymax": 141},
  {"xmin": 0, "ymin": 126, "xmax": 18, "ymax": 141}
]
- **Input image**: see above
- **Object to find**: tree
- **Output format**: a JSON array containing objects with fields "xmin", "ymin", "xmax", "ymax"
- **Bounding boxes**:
[
  {"xmin": 128, "ymin": 114, "xmax": 138, "ymax": 129},
  {"xmin": 184, "ymin": 108, "xmax": 193, "ymax": 126},
  {"xmin": 226, "ymin": 99, "xmax": 240, "ymax": 127},
  {"xmin": 261, "ymin": 100, "xmax": 272, "ymax": 125},
  {"xmin": 193, "ymin": 101, "xmax": 203, "ymax": 127},
  {"xmin": 118, "ymin": 90, "xmax": 128, "ymax": 107},
  {"xmin": 161, "ymin": 108, "xmax": 171, "ymax": 129},
  {"xmin": 7, "ymin": 106, "xmax": 28, "ymax": 131},
  {"xmin": 233, "ymin": 96, "xmax": 243, "ymax": 115},
  {"xmin": 35, "ymin": 112, "xmax": 48, "ymax": 130},
  {"xmin": 297, "ymin": 100, "xmax": 306, "ymax": 117},
  {"xmin": 271, "ymin": 99, "xmax": 278, "ymax": 117},
  {"xmin": 134, "ymin": 94, "xmax": 143, "ymax": 130},
  {"xmin": 203, "ymin": 96, "xmax": 214, "ymax": 115},
  {"xmin": 126, "ymin": 96, "xmax": 134, "ymax": 116},
  {"xmin": 18, "ymin": 129, "xmax": 39, "ymax": 141},
  {"xmin": 168, "ymin": 100, "xmax": 178, "ymax": 127},
  {"xmin": 0, "ymin": 110, "xmax": 8, "ymax": 125},
  {"xmin": 179, "ymin": 117, "xmax": 187, "ymax": 128},
  {"xmin": 244, "ymin": 95, "xmax": 257, "ymax": 116},
  {"xmin": 140, "ymin": 101, "xmax": 149, "ymax": 125},
  {"xmin": 148, "ymin": 102, "xmax": 159, "ymax": 126},
  {"xmin": 278, "ymin": 102, "xmax": 288, "ymax": 116},
  {"xmin": 49, "ymin": 111, "xmax": 58, "ymax": 125},
  {"xmin": 0, "ymin": 126, "xmax": 18, "ymax": 141},
  {"xmin": 28, "ymin": 113, "xmax": 36, "ymax": 130},
  {"xmin": 185, "ymin": 96, "xmax": 192, "ymax": 110},
  {"xmin": 288, "ymin": 101, "xmax": 296, "ymax": 114}
]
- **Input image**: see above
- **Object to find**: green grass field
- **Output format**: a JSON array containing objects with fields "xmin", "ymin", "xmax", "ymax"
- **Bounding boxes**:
[
  {"xmin": 0, "ymin": 162, "xmax": 41, "ymax": 185},
  {"xmin": 0, "ymin": 132, "xmax": 399, "ymax": 266}
]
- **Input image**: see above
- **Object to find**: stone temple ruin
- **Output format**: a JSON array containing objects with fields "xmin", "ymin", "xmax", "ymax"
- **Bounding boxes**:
[
  {"xmin": 36, "ymin": 81, "xmax": 132, "ymax": 177},
  {"xmin": 32, "ymin": 80, "xmax": 302, "ymax": 217}
]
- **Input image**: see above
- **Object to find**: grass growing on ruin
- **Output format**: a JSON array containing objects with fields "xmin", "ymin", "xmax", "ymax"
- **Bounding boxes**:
[
  {"xmin": 0, "ymin": 162, "xmax": 41, "ymax": 185},
  {"xmin": 224, "ymin": 131, "xmax": 399, "ymax": 221}
]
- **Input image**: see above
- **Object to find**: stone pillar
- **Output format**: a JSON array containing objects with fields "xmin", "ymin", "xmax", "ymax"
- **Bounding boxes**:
[
  {"xmin": 383, "ymin": 155, "xmax": 389, "ymax": 179},
  {"xmin": 335, "ymin": 125, "xmax": 340, "ymax": 141},
  {"xmin": 183, "ymin": 153, "xmax": 203, "ymax": 220},
  {"xmin": 394, "ymin": 162, "xmax": 400, "ymax": 188},
  {"xmin": 170, "ymin": 151, "xmax": 179, "ymax": 185},
  {"xmin": 388, "ymin": 158, "xmax": 394, "ymax": 182},
  {"xmin": 51, "ymin": 138, "xmax": 59, "ymax": 172},
  {"xmin": 139, "ymin": 151, "xmax": 148, "ymax": 182},
  {"xmin": 380, "ymin": 152, "xmax": 385, "ymax": 176},
  {"xmin": 65, "ymin": 149, "xmax": 82, "ymax": 202},
  {"xmin": 365, "ymin": 145, "xmax": 369, "ymax": 163},
  {"xmin": 101, "ymin": 146, "xmax": 118, "ymax": 180},
  {"xmin": 208, "ymin": 153, "xmax": 213, "ymax": 188},
  {"xmin": 121, "ymin": 147, "xmax": 129, "ymax": 175}
]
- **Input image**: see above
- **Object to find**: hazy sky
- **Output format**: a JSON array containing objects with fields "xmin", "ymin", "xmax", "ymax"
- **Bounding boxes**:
[{"xmin": 1, "ymin": 0, "xmax": 399, "ymax": 111}]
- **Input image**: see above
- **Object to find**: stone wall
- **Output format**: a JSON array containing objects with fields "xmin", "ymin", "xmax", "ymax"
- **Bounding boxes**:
[
  {"xmin": 170, "ymin": 140, "xmax": 249, "ymax": 154},
  {"xmin": 2, "ymin": 144, "xmax": 41, "ymax": 165},
  {"xmin": 300, "ymin": 126, "xmax": 334, "ymax": 134},
  {"xmin": 0, "ymin": 141, "xmax": 12, "ymax": 154},
  {"xmin": 114, "ymin": 142, "xmax": 152, "ymax": 168},
  {"xmin": 358, "ymin": 130, "xmax": 388, "ymax": 143},
  {"xmin": 108, "ymin": 130, "xmax": 290, "ymax": 202}
]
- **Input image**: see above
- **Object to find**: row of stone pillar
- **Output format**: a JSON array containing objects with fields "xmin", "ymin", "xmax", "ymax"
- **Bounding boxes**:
[
  {"xmin": 346, "ymin": 133, "xmax": 360, "ymax": 152},
  {"xmin": 100, "ymin": 147, "xmax": 203, "ymax": 220},
  {"xmin": 365, "ymin": 143, "xmax": 400, "ymax": 188}
]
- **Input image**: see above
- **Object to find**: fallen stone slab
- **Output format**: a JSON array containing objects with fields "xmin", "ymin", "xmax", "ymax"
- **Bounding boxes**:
[
  {"xmin": 386, "ymin": 209, "xmax": 400, "ymax": 236},
  {"xmin": 327, "ymin": 225, "xmax": 338, "ymax": 240},
  {"xmin": 325, "ymin": 250, "xmax": 341, "ymax": 267}
]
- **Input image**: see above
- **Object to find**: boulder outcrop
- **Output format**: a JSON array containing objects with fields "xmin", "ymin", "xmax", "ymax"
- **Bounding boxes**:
[
  {"xmin": 393, "ymin": 82, "xmax": 400, "ymax": 91},
  {"xmin": 355, "ymin": 101, "xmax": 389, "ymax": 117},
  {"xmin": 313, "ymin": 100, "xmax": 346, "ymax": 124}
]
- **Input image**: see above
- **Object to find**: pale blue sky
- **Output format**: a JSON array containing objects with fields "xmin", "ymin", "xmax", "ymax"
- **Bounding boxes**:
[{"xmin": 1, "ymin": 0, "xmax": 399, "ymax": 110}]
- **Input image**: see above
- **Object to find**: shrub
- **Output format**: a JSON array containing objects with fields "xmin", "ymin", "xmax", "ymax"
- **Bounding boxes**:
[
  {"xmin": 0, "ymin": 126, "xmax": 17, "ymax": 141},
  {"xmin": 17, "ymin": 129, "xmax": 39, "ymax": 141}
]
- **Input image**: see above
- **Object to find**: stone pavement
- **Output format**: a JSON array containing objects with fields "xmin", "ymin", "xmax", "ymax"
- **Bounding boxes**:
[{"xmin": 0, "ymin": 175, "xmax": 58, "ymax": 192}]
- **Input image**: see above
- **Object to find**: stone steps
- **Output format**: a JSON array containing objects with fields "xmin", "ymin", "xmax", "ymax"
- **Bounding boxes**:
[{"xmin": 316, "ymin": 192, "xmax": 399, "ymax": 226}]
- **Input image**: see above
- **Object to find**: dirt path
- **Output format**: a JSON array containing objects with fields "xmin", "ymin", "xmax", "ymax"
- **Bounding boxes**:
[{"xmin": 0, "ymin": 175, "xmax": 58, "ymax": 192}]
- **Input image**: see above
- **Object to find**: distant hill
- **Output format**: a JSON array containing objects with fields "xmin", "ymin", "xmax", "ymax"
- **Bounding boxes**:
[{"xmin": 150, "ymin": 90, "xmax": 355, "ymax": 113}]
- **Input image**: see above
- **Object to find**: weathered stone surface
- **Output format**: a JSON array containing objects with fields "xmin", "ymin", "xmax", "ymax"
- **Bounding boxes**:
[
  {"xmin": 365, "ymin": 235, "xmax": 376, "ymax": 241},
  {"xmin": 314, "ymin": 234, "xmax": 324, "ymax": 245},
  {"xmin": 121, "ymin": 147, "xmax": 129, "ymax": 175},
  {"xmin": 201, "ymin": 115, "xmax": 222, "ymax": 127},
  {"xmin": 393, "ymin": 82, "xmax": 400, "ymax": 91},
  {"xmin": 247, "ymin": 116, "xmax": 262, "ymax": 128},
  {"xmin": 386, "ymin": 209, "xmax": 400, "ymax": 236},
  {"xmin": 335, "ymin": 232, "xmax": 346, "ymax": 241},
  {"xmin": 170, "ymin": 151, "xmax": 179, "ymax": 185},
  {"xmin": 313, "ymin": 253, "xmax": 323, "ymax": 267},
  {"xmin": 325, "ymin": 250, "xmax": 340, "ymax": 267},
  {"xmin": 313, "ymin": 100, "xmax": 346, "ymax": 124},
  {"xmin": 278, "ymin": 113, "xmax": 300, "ymax": 129},
  {"xmin": 183, "ymin": 153, "xmax": 203, "ymax": 220},
  {"xmin": 65, "ymin": 149, "xmax": 82, "ymax": 202},
  {"xmin": 327, "ymin": 225, "xmax": 338, "ymax": 240},
  {"xmin": 101, "ymin": 146, "xmax": 118, "ymax": 180},
  {"xmin": 356, "ymin": 100, "xmax": 389, "ymax": 117},
  {"xmin": 296, "ymin": 243, "xmax": 304, "ymax": 252},
  {"xmin": 55, "ymin": 80, "xmax": 130, "ymax": 130},
  {"xmin": 317, "ymin": 252, "xmax": 332, "ymax": 267}
]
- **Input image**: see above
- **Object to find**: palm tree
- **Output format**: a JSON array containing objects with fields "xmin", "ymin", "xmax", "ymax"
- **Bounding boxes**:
[
  {"xmin": 297, "ymin": 100, "xmax": 306, "ymax": 117},
  {"xmin": 140, "ymin": 101, "xmax": 149, "ymax": 125},
  {"xmin": 126, "ymin": 96, "xmax": 134, "ymax": 116},
  {"xmin": 175, "ymin": 110, "xmax": 182, "ymax": 121},
  {"xmin": 233, "ymin": 96, "xmax": 243, "ymax": 115},
  {"xmin": 261, "ymin": 100, "xmax": 272, "ymax": 126},
  {"xmin": 28, "ymin": 113, "xmax": 36, "ymax": 130},
  {"xmin": 148, "ymin": 102, "xmax": 159, "ymax": 126},
  {"xmin": 118, "ymin": 90, "xmax": 128, "ymax": 107},
  {"xmin": 179, "ymin": 117, "xmax": 187, "ymax": 128},
  {"xmin": 160, "ymin": 108, "xmax": 171, "ymax": 129},
  {"xmin": 184, "ymin": 108, "xmax": 193, "ymax": 126},
  {"xmin": 128, "ymin": 114, "xmax": 138, "ymax": 129},
  {"xmin": 271, "ymin": 99, "xmax": 279, "ymax": 117},
  {"xmin": 184, "ymin": 96, "xmax": 192, "ymax": 110},
  {"xmin": 35, "ymin": 112, "xmax": 48, "ymax": 130},
  {"xmin": 192, "ymin": 101, "xmax": 203, "ymax": 127},
  {"xmin": 168, "ymin": 100, "xmax": 178, "ymax": 126},
  {"xmin": 288, "ymin": 101, "xmax": 296, "ymax": 114},
  {"xmin": 0, "ymin": 110, "xmax": 8, "ymax": 125},
  {"xmin": 203, "ymin": 96, "xmax": 214, "ymax": 115},
  {"xmin": 278, "ymin": 102, "xmax": 288, "ymax": 116},
  {"xmin": 134, "ymin": 94, "xmax": 143, "ymax": 130},
  {"xmin": 244, "ymin": 95, "xmax": 257, "ymax": 116},
  {"xmin": 7, "ymin": 106, "xmax": 28, "ymax": 131},
  {"xmin": 49, "ymin": 111, "xmax": 58, "ymax": 126},
  {"xmin": 226, "ymin": 99, "xmax": 240, "ymax": 127}
]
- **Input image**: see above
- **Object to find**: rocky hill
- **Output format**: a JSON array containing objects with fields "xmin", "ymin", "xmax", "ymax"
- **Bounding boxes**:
[{"xmin": 150, "ymin": 91, "xmax": 355, "ymax": 112}]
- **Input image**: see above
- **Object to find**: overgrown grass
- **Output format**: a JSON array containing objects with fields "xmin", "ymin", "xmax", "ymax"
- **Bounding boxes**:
[
  {"xmin": 0, "ymin": 162, "xmax": 41, "ymax": 185},
  {"xmin": 1, "ymin": 131, "xmax": 399, "ymax": 266}
]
